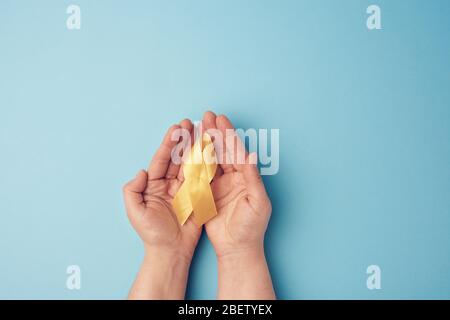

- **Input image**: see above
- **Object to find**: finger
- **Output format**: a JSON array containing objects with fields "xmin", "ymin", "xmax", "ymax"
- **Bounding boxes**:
[
  {"xmin": 202, "ymin": 110, "xmax": 217, "ymax": 135},
  {"xmin": 166, "ymin": 119, "xmax": 193, "ymax": 179},
  {"xmin": 214, "ymin": 164, "xmax": 224, "ymax": 178},
  {"xmin": 148, "ymin": 124, "xmax": 181, "ymax": 180},
  {"xmin": 202, "ymin": 111, "xmax": 229, "ymax": 176},
  {"xmin": 123, "ymin": 170, "xmax": 148, "ymax": 214},
  {"xmin": 239, "ymin": 153, "xmax": 270, "ymax": 205},
  {"xmin": 215, "ymin": 114, "xmax": 242, "ymax": 173},
  {"xmin": 177, "ymin": 121, "xmax": 196, "ymax": 181}
]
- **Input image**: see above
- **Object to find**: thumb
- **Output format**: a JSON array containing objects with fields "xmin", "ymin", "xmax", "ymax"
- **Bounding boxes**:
[
  {"xmin": 241, "ymin": 153, "xmax": 270, "ymax": 207},
  {"xmin": 123, "ymin": 170, "xmax": 148, "ymax": 214}
]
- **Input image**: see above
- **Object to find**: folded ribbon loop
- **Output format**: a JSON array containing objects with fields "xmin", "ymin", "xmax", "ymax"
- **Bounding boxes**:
[{"xmin": 172, "ymin": 133, "xmax": 218, "ymax": 226}]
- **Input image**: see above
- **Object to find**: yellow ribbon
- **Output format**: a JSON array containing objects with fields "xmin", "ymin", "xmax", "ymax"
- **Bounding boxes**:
[{"xmin": 172, "ymin": 133, "xmax": 218, "ymax": 226}]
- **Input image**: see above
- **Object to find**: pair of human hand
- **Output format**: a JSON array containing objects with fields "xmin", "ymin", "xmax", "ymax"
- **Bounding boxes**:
[{"xmin": 123, "ymin": 111, "xmax": 274, "ymax": 299}]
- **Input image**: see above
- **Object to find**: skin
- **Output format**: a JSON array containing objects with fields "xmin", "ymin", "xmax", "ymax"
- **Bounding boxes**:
[
  {"xmin": 203, "ymin": 111, "xmax": 275, "ymax": 299},
  {"xmin": 124, "ymin": 113, "xmax": 275, "ymax": 300},
  {"xmin": 124, "ymin": 119, "xmax": 201, "ymax": 299}
]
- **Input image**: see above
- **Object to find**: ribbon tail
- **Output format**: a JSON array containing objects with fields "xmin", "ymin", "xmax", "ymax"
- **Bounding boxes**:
[
  {"xmin": 191, "ymin": 178, "xmax": 217, "ymax": 226},
  {"xmin": 172, "ymin": 182, "xmax": 193, "ymax": 225}
]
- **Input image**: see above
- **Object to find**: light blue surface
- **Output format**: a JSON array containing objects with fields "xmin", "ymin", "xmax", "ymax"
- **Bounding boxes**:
[{"xmin": 0, "ymin": 0, "xmax": 449, "ymax": 299}]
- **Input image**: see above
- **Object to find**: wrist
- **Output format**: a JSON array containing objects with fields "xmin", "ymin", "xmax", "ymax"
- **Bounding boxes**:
[
  {"xmin": 144, "ymin": 245, "xmax": 193, "ymax": 266},
  {"xmin": 216, "ymin": 244, "xmax": 275, "ymax": 300},
  {"xmin": 216, "ymin": 244, "xmax": 265, "ymax": 265},
  {"xmin": 128, "ymin": 246, "xmax": 191, "ymax": 300}
]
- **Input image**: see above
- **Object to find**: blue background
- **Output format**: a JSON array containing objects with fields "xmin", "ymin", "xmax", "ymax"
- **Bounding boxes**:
[{"xmin": 0, "ymin": 0, "xmax": 449, "ymax": 299}]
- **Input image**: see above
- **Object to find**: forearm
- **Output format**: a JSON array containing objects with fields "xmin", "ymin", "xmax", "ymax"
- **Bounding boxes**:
[
  {"xmin": 217, "ymin": 246, "xmax": 275, "ymax": 300},
  {"xmin": 128, "ymin": 249, "xmax": 191, "ymax": 300}
]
